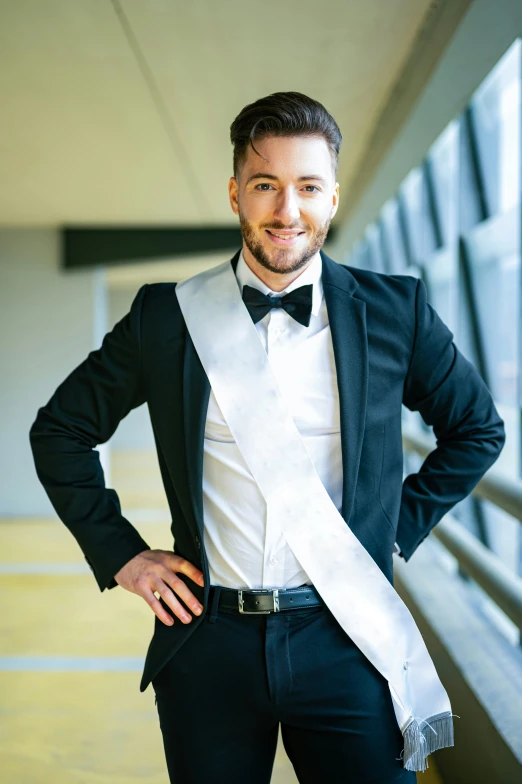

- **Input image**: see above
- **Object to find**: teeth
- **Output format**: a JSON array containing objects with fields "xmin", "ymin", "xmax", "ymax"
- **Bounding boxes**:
[{"xmin": 271, "ymin": 232, "xmax": 300, "ymax": 239}]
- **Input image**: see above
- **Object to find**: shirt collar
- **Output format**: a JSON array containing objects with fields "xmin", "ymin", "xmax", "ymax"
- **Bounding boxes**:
[{"xmin": 235, "ymin": 249, "xmax": 324, "ymax": 317}]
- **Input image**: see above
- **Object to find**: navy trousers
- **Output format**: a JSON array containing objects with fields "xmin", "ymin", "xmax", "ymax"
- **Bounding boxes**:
[{"xmin": 152, "ymin": 586, "xmax": 416, "ymax": 784}]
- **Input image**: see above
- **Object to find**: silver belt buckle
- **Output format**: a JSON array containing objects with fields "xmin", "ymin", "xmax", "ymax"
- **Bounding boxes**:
[{"xmin": 238, "ymin": 588, "xmax": 280, "ymax": 614}]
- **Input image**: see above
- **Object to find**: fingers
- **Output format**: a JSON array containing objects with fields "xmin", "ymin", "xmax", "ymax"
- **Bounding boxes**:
[
  {"xmin": 136, "ymin": 552, "xmax": 206, "ymax": 627},
  {"xmin": 159, "ymin": 573, "xmax": 204, "ymax": 619},
  {"xmin": 144, "ymin": 589, "xmax": 177, "ymax": 626},
  {"xmin": 144, "ymin": 584, "xmax": 196, "ymax": 627},
  {"xmin": 170, "ymin": 554, "xmax": 205, "ymax": 589}
]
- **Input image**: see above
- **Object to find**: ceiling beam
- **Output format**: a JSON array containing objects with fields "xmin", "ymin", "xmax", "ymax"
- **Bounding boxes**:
[
  {"xmin": 62, "ymin": 225, "xmax": 338, "ymax": 268},
  {"xmin": 62, "ymin": 226, "xmax": 242, "ymax": 268}
]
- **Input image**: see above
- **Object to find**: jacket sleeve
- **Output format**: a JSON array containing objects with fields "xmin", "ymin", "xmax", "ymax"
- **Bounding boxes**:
[
  {"xmin": 29, "ymin": 283, "xmax": 152, "ymax": 591},
  {"xmin": 397, "ymin": 278, "xmax": 506, "ymax": 561}
]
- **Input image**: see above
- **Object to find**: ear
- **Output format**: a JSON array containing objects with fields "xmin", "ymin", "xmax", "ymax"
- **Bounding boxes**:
[
  {"xmin": 331, "ymin": 182, "xmax": 340, "ymax": 219},
  {"xmin": 229, "ymin": 177, "xmax": 239, "ymax": 216}
]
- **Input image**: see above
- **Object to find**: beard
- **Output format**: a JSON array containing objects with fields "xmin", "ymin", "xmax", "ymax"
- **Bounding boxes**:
[{"xmin": 238, "ymin": 209, "xmax": 332, "ymax": 275}]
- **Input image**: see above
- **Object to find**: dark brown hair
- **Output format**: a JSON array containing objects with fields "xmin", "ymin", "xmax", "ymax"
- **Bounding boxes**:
[{"xmin": 230, "ymin": 91, "xmax": 342, "ymax": 181}]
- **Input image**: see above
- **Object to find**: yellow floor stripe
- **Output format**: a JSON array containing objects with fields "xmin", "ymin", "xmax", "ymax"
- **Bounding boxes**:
[
  {"xmin": 0, "ymin": 573, "xmax": 152, "ymax": 657},
  {"xmin": 0, "ymin": 519, "xmax": 173, "ymax": 562}
]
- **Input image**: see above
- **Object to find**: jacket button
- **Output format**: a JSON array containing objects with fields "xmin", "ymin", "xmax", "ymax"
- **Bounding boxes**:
[{"xmin": 195, "ymin": 535, "xmax": 201, "ymax": 550}]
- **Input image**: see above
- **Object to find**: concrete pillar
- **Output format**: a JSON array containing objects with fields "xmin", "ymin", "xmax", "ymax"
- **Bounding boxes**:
[{"xmin": 0, "ymin": 229, "xmax": 108, "ymax": 516}]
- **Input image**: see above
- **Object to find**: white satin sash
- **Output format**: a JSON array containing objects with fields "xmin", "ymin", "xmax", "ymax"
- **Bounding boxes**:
[{"xmin": 176, "ymin": 259, "xmax": 455, "ymax": 771}]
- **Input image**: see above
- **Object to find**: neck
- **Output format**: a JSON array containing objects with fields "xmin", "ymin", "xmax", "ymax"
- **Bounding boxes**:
[{"xmin": 241, "ymin": 245, "xmax": 319, "ymax": 292}]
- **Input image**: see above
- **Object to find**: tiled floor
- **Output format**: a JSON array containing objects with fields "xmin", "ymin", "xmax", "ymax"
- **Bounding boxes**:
[{"xmin": 0, "ymin": 518, "xmax": 442, "ymax": 783}]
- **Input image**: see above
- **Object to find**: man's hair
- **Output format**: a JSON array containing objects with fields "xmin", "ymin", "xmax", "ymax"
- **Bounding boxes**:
[{"xmin": 230, "ymin": 91, "xmax": 342, "ymax": 181}]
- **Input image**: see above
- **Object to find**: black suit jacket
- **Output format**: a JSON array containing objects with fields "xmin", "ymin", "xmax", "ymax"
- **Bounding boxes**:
[{"xmin": 29, "ymin": 249, "xmax": 506, "ymax": 691}]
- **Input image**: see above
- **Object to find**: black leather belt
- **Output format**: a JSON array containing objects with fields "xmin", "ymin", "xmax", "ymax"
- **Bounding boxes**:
[{"xmin": 210, "ymin": 584, "xmax": 324, "ymax": 614}]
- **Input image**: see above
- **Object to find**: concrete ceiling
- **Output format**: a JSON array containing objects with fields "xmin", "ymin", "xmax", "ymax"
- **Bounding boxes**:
[{"xmin": 0, "ymin": 0, "xmax": 441, "ymax": 229}]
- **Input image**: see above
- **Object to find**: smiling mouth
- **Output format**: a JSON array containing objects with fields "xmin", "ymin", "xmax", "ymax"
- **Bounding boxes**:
[{"xmin": 266, "ymin": 230, "xmax": 305, "ymax": 245}]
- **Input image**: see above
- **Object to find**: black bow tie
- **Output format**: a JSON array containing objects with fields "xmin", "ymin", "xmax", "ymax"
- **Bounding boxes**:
[{"xmin": 242, "ymin": 284, "xmax": 314, "ymax": 327}]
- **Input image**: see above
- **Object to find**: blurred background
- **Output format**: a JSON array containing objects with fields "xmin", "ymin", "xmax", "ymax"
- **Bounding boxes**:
[{"xmin": 1, "ymin": 1, "xmax": 521, "ymax": 782}]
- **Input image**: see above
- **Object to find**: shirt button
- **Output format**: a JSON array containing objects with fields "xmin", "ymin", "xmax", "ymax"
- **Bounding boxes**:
[{"xmin": 269, "ymin": 555, "xmax": 278, "ymax": 565}]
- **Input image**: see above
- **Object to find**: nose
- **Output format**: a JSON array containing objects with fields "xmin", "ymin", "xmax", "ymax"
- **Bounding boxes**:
[{"xmin": 272, "ymin": 186, "xmax": 300, "ymax": 226}]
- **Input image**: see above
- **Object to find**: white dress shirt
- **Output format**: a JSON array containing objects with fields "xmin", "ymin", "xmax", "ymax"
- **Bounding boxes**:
[
  {"xmin": 202, "ymin": 249, "xmax": 343, "ymax": 589},
  {"xmin": 201, "ymin": 250, "xmax": 400, "ymax": 590}
]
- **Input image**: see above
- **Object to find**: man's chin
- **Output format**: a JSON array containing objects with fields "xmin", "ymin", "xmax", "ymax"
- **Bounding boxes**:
[
  {"xmin": 258, "ymin": 256, "xmax": 309, "ymax": 275},
  {"xmin": 253, "ymin": 244, "xmax": 315, "ymax": 275}
]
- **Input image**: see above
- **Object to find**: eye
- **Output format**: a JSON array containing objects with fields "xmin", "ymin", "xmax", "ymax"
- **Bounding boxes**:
[{"xmin": 254, "ymin": 183, "xmax": 321, "ymax": 193}]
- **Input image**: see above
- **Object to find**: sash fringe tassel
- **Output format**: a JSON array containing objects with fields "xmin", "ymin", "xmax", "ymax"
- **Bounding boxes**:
[{"xmin": 402, "ymin": 711, "xmax": 455, "ymax": 772}]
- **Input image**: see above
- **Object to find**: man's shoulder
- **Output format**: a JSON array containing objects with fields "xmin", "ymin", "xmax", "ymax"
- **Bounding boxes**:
[
  {"xmin": 338, "ymin": 262, "xmax": 418, "ymax": 296},
  {"xmin": 326, "ymin": 257, "xmax": 419, "ymax": 307},
  {"xmin": 143, "ymin": 281, "xmax": 179, "ymax": 296},
  {"xmin": 140, "ymin": 281, "xmax": 180, "ymax": 308},
  {"xmin": 322, "ymin": 258, "xmax": 421, "ymax": 346},
  {"xmin": 135, "ymin": 282, "xmax": 186, "ymax": 336}
]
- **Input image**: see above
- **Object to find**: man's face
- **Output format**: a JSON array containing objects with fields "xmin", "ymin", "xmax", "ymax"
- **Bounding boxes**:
[{"xmin": 228, "ymin": 135, "xmax": 339, "ymax": 276}]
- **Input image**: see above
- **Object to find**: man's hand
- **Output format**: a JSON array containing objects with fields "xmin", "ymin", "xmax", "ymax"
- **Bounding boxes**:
[{"xmin": 114, "ymin": 549, "xmax": 205, "ymax": 626}]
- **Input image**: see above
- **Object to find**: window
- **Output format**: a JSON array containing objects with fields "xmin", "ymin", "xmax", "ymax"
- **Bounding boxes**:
[
  {"xmin": 345, "ymin": 40, "xmax": 522, "ymax": 608},
  {"xmin": 470, "ymin": 40, "xmax": 521, "ymax": 217}
]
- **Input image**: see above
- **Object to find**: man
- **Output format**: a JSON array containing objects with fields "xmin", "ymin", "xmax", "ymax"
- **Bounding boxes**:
[{"xmin": 30, "ymin": 92, "xmax": 505, "ymax": 783}]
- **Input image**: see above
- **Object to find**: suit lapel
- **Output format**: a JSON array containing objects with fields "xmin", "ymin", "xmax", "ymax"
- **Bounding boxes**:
[
  {"xmin": 183, "ymin": 332, "xmax": 210, "ymax": 535},
  {"xmin": 321, "ymin": 251, "xmax": 368, "ymax": 523},
  {"xmin": 182, "ymin": 249, "xmax": 368, "ymax": 534}
]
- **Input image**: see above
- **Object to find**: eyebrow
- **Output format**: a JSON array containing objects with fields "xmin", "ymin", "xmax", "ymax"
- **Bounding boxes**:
[{"xmin": 245, "ymin": 172, "xmax": 327, "ymax": 185}]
